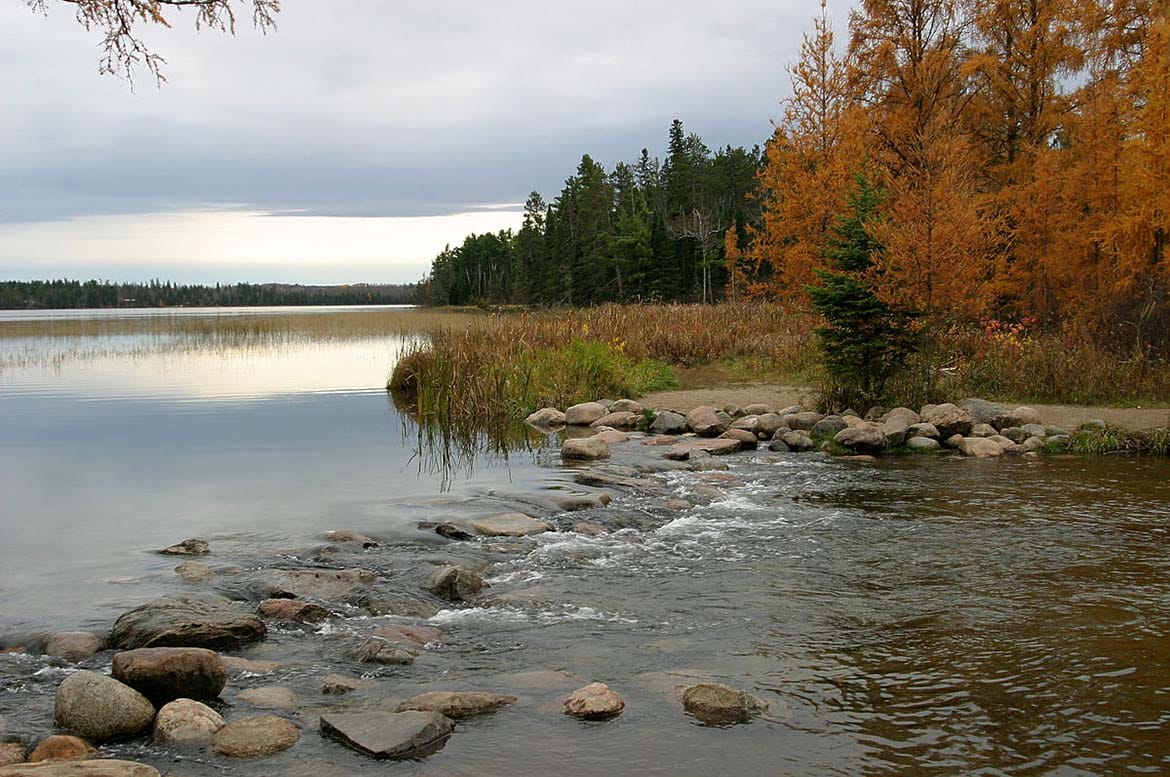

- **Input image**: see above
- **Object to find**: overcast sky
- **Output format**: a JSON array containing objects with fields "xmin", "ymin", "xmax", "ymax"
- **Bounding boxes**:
[{"xmin": 0, "ymin": 1, "xmax": 819, "ymax": 284}]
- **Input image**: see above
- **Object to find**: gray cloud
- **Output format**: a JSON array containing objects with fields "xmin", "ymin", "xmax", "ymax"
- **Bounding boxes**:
[{"xmin": 1, "ymin": 0, "xmax": 821, "ymax": 227}]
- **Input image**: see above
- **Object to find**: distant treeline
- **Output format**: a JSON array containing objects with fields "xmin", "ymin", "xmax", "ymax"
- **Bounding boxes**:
[
  {"xmin": 0, "ymin": 279, "xmax": 417, "ymax": 310},
  {"xmin": 418, "ymin": 119, "xmax": 761, "ymax": 307}
]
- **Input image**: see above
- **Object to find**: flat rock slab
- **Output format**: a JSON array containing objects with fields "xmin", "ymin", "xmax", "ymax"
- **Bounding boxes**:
[
  {"xmin": 467, "ymin": 513, "xmax": 554, "ymax": 537},
  {"xmin": 0, "ymin": 762, "xmax": 161, "ymax": 777},
  {"xmin": 395, "ymin": 691, "xmax": 517, "ymax": 719},
  {"xmin": 110, "ymin": 594, "xmax": 266, "ymax": 650},
  {"xmin": 663, "ymin": 439, "xmax": 742, "ymax": 460},
  {"xmin": 319, "ymin": 711, "xmax": 454, "ymax": 760}
]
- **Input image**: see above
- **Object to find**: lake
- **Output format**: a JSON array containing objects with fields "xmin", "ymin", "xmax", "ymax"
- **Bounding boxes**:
[{"xmin": 2, "ymin": 305, "xmax": 1170, "ymax": 776}]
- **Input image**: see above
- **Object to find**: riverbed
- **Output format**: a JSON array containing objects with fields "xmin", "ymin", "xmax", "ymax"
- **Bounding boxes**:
[{"xmin": 2, "ymin": 306, "xmax": 1170, "ymax": 775}]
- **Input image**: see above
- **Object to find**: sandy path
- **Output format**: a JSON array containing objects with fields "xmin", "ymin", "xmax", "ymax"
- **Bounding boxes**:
[{"xmin": 640, "ymin": 384, "xmax": 1170, "ymax": 431}]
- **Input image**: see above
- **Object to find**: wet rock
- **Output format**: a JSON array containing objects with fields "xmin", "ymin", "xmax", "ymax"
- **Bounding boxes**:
[
  {"xmin": 259, "ymin": 569, "xmax": 376, "ymax": 601},
  {"xmin": 742, "ymin": 403, "xmax": 775, "ymax": 416},
  {"xmin": 664, "ymin": 438, "xmax": 742, "ymax": 460},
  {"xmin": 565, "ymin": 402, "xmax": 607, "ymax": 426},
  {"xmin": 0, "ymin": 745, "xmax": 22, "ymax": 767},
  {"xmin": 373, "ymin": 625, "xmax": 441, "ymax": 647},
  {"xmin": 572, "ymin": 521, "xmax": 607, "ymax": 535},
  {"xmin": 322, "ymin": 531, "xmax": 379, "ymax": 548},
  {"xmin": 434, "ymin": 523, "xmax": 474, "ymax": 541},
  {"xmin": 649, "ymin": 410, "xmax": 688, "ymax": 435},
  {"xmin": 43, "ymin": 633, "xmax": 103, "ymax": 662},
  {"xmin": 685, "ymin": 406, "xmax": 726, "ymax": 437},
  {"xmin": 956, "ymin": 437, "xmax": 1005, "ymax": 458},
  {"xmin": 174, "ymin": 561, "xmax": 214, "ymax": 583},
  {"xmin": 779, "ymin": 431, "xmax": 816, "ymax": 452},
  {"xmin": 921, "ymin": 403, "xmax": 974, "ymax": 439},
  {"xmin": 428, "ymin": 566, "xmax": 485, "ymax": 602},
  {"xmin": 210, "ymin": 715, "xmax": 299, "ymax": 758},
  {"xmin": 809, "ymin": 415, "xmax": 848, "ymax": 439},
  {"xmin": 573, "ymin": 470, "xmax": 653, "ymax": 489},
  {"xmin": 767, "ymin": 440, "xmax": 790, "ymax": 452},
  {"xmin": 834, "ymin": 424, "xmax": 887, "ymax": 454},
  {"xmin": 906, "ymin": 422, "xmax": 940, "ymax": 440},
  {"xmin": 719, "ymin": 429, "xmax": 758, "ymax": 450},
  {"xmin": 593, "ymin": 429, "xmax": 629, "ymax": 445},
  {"xmin": 0, "ymin": 762, "xmax": 161, "ymax": 776},
  {"xmin": 111, "ymin": 594, "xmax": 266, "ymax": 650},
  {"xmin": 906, "ymin": 436, "xmax": 941, "ymax": 452},
  {"xmin": 680, "ymin": 683, "xmax": 768, "ymax": 723},
  {"xmin": 237, "ymin": 687, "xmax": 296, "ymax": 710},
  {"xmin": 345, "ymin": 593, "xmax": 439, "ymax": 619},
  {"xmin": 351, "ymin": 638, "xmax": 418, "ymax": 666},
  {"xmin": 549, "ymin": 492, "xmax": 612, "ymax": 511},
  {"xmin": 591, "ymin": 411, "xmax": 640, "ymax": 430},
  {"xmin": 159, "ymin": 539, "xmax": 209, "ymax": 556},
  {"xmin": 468, "ymin": 513, "xmax": 553, "ymax": 537},
  {"xmin": 257, "ymin": 599, "xmax": 330, "ymax": 624},
  {"xmin": 54, "ymin": 671, "xmax": 155, "ymax": 743},
  {"xmin": 319, "ymin": 711, "xmax": 453, "ymax": 760},
  {"xmin": 321, "ymin": 675, "xmax": 371, "ymax": 695},
  {"xmin": 28, "ymin": 737, "xmax": 94, "ymax": 763},
  {"xmin": 611, "ymin": 399, "xmax": 643, "ymax": 414},
  {"xmin": 525, "ymin": 407, "xmax": 566, "ymax": 427},
  {"xmin": 220, "ymin": 656, "xmax": 280, "ymax": 675},
  {"xmin": 152, "ymin": 699, "xmax": 224, "ymax": 745},
  {"xmin": 564, "ymin": 682, "xmax": 624, "ymax": 720},
  {"xmin": 561, "ymin": 437, "xmax": 610, "ymax": 461},
  {"xmin": 942, "ymin": 433, "xmax": 964, "ymax": 449},
  {"xmin": 396, "ymin": 691, "xmax": 517, "ymax": 719},
  {"xmin": 111, "ymin": 647, "xmax": 226, "ymax": 704}
]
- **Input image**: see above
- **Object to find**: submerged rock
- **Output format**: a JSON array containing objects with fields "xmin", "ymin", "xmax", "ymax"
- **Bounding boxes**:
[
  {"xmin": 257, "ymin": 599, "xmax": 330, "ymax": 624},
  {"xmin": 27, "ymin": 736, "xmax": 95, "ymax": 763},
  {"xmin": 322, "ymin": 531, "xmax": 379, "ymax": 548},
  {"xmin": 110, "ymin": 594, "xmax": 266, "ymax": 650},
  {"xmin": 320, "ymin": 710, "xmax": 454, "ymax": 760},
  {"xmin": 0, "ymin": 762, "xmax": 161, "ymax": 776},
  {"xmin": 220, "ymin": 656, "xmax": 280, "ymax": 675},
  {"xmin": 434, "ymin": 523, "xmax": 474, "ymax": 541},
  {"xmin": 210, "ymin": 715, "xmax": 299, "ymax": 758},
  {"xmin": 237, "ymin": 687, "xmax": 296, "ymax": 710},
  {"xmin": 320, "ymin": 675, "xmax": 372, "ymax": 695},
  {"xmin": 664, "ymin": 439, "xmax": 741, "ymax": 460},
  {"xmin": 152, "ymin": 699, "xmax": 224, "ymax": 745},
  {"xmin": 680, "ymin": 683, "xmax": 768, "ymax": 723},
  {"xmin": 396, "ymin": 691, "xmax": 517, "ymax": 719},
  {"xmin": 563, "ymin": 682, "xmax": 625, "ymax": 720},
  {"xmin": 467, "ymin": 513, "xmax": 553, "ymax": 537},
  {"xmin": 159, "ymin": 539, "xmax": 209, "ymax": 556},
  {"xmin": 54, "ymin": 671, "xmax": 155, "ymax": 743},
  {"xmin": 351, "ymin": 638, "xmax": 417, "ymax": 666},
  {"xmin": 174, "ymin": 561, "xmax": 214, "ymax": 582},
  {"xmin": 111, "ymin": 647, "xmax": 227, "ymax": 705},
  {"xmin": 373, "ymin": 625, "xmax": 441, "ymax": 647},
  {"xmin": 428, "ymin": 566, "xmax": 485, "ymax": 602},
  {"xmin": 258, "ymin": 568, "xmax": 376, "ymax": 600},
  {"xmin": 43, "ymin": 633, "xmax": 103, "ymax": 662}
]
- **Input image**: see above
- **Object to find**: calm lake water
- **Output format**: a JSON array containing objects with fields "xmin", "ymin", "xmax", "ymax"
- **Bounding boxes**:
[{"xmin": 2, "ymin": 305, "xmax": 1170, "ymax": 776}]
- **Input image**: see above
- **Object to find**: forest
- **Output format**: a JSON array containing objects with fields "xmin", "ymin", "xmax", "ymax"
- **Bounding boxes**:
[
  {"xmin": 419, "ymin": 0, "xmax": 1169, "ymax": 358},
  {"xmin": 0, "ymin": 280, "xmax": 417, "ymax": 310}
]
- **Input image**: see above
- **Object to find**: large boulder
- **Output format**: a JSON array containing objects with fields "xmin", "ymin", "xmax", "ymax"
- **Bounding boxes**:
[
  {"xmin": 611, "ymin": 399, "xmax": 643, "ymax": 414},
  {"xmin": 649, "ymin": 410, "xmax": 688, "ymax": 435},
  {"xmin": 395, "ymin": 691, "xmax": 517, "ymax": 719},
  {"xmin": 564, "ymin": 402, "xmax": 607, "ymax": 426},
  {"xmin": 779, "ymin": 431, "xmax": 816, "ymax": 452},
  {"xmin": 468, "ymin": 513, "xmax": 553, "ymax": 537},
  {"xmin": 319, "ymin": 711, "xmax": 454, "ymax": 760},
  {"xmin": 210, "ymin": 716, "xmax": 299, "ymax": 758},
  {"xmin": 258, "ymin": 569, "xmax": 376, "ymax": 600},
  {"xmin": 0, "ymin": 763, "xmax": 161, "ymax": 776},
  {"xmin": 351, "ymin": 639, "xmax": 417, "ymax": 666},
  {"xmin": 719, "ymin": 429, "xmax": 758, "ymax": 450},
  {"xmin": 906, "ymin": 423, "xmax": 940, "ymax": 440},
  {"xmin": 563, "ymin": 683, "xmax": 624, "ymax": 720},
  {"xmin": 906, "ymin": 436, "xmax": 941, "ymax": 452},
  {"xmin": 54, "ymin": 671, "xmax": 155, "ymax": 743},
  {"xmin": 110, "ymin": 595, "xmax": 266, "ymax": 650},
  {"xmin": 561, "ymin": 437, "xmax": 610, "ymax": 461},
  {"xmin": 524, "ymin": 407, "xmax": 565, "ymax": 427},
  {"xmin": 43, "ymin": 633, "xmax": 103, "ymax": 662},
  {"xmin": 809, "ymin": 415, "xmax": 848, "ymax": 439},
  {"xmin": 956, "ymin": 437, "xmax": 1005, "ymax": 458},
  {"xmin": 428, "ymin": 566, "xmax": 485, "ymax": 602},
  {"xmin": 112, "ymin": 647, "xmax": 226, "ymax": 705},
  {"xmin": 591, "ymin": 411, "xmax": 640, "ymax": 430},
  {"xmin": 27, "ymin": 736, "xmax": 94, "ymax": 763},
  {"xmin": 834, "ymin": 424, "xmax": 887, "ymax": 454},
  {"xmin": 920, "ymin": 403, "xmax": 973, "ymax": 439},
  {"xmin": 681, "ymin": 683, "xmax": 768, "ymax": 724},
  {"xmin": 959, "ymin": 398, "xmax": 1011, "ymax": 429},
  {"xmin": 685, "ymin": 406, "xmax": 727, "ymax": 437},
  {"xmin": 755, "ymin": 413, "xmax": 786, "ymax": 437},
  {"xmin": 256, "ymin": 599, "xmax": 330, "ymax": 624},
  {"xmin": 880, "ymin": 408, "xmax": 920, "ymax": 445},
  {"xmin": 152, "ymin": 699, "xmax": 224, "ymax": 745},
  {"xmin": 786, "ymin": 412, "xmax": 825, "ymax": 432}
]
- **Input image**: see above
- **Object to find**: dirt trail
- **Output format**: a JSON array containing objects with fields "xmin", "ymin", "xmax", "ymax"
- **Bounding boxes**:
[{"xmin": 640, "ymin": 384, "xmax": 1170, "ymax": 431}]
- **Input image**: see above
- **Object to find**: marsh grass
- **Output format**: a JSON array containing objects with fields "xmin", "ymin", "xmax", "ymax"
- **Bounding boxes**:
[{"xmin": 1051, "ymin": 426, "xmax": 1170, "ymax": 456}]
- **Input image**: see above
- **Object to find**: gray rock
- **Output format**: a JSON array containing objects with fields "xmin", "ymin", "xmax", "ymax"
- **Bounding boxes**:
[
  {"xmin": 159, "ymin": 539, "xmax": 209, "ymax": 556},
  {"xmin": 970, "ymin": 423, "xmax": 997, "ymax": 438},
  {"xmin": 834, "ymin": 424, "xmax": 887, "ymax": 454},
  {"xmin": 428, "ymin": 566, "xmax": 484, "ymax": 602},
  {"xmin": 681, "ymin": 683, "xmax": 768, "ymax": 724},
  {"xmin": 921, "ymin": 403, "xmax": 974, "ymax": 438},
  {"xmin": 43, "ymin": 633, "xmax": 103, "ymax": 662},
  {"xmin": 1021, "ymin": 436, "xmax": 1046, "ymax": 452},
  {"xmin": 54, "ymin": 671, "xmax": 155, "ymax": 743},
  {"xmin": 767, "ymin": 440, "xmax": 790, "ymax": 452},
  {"xmin": 942, "ymin": 434, "xmax": 965, "ymax": 449},
  {"xmin": 467, "ymin": 513, "xmax": 553, "ymax": 537},
  {"xmin": 1082, "ymin": 419, "xmax": 1108, "ymax": 431},
  {"xmin": 650, "ymin": 410, "xmax": 688, "ymax": 435},
  {"xmin": 257, "ymin": 599, "xmax": 331, "ymax": 624},
  {"xmin": 780, "ymin": 431, "xmax": 816, "ymax": 452},
  {"xmin": 563, "ymin": 682, "xmax": 624, "ymax": 720},
  {"xmin": 110, "ymin": 595, "xmax": 266, "ymax": 650},
  {"xmin": 906, "ymin": 423, "xmax": 940, "ymax": 440},
  {"xmin": 810, "ymin": 415, "xmax": 848, "ymax": 439},
  {"xmin": 0, "ymin": 763, "xmax": 161, "ymax": 776},
  {"xmin": 685, "ymin": 406, "xmax": 727, "ymax": 437},
  {"xmin": 787, "ymin": 412, "xmax": 825, "ymax": 432},
  {"xmin": 565, "ymin": 402, "xmax": 607, "ymax": 426},
  {"xmin": 610, "ymin": 399, "xmax": 643, "ymax": 414},
  {"xmin": 741, "ymin": 403, "xmax": 775, "ymax": 416},
  {"xmin": 1008, "ymin": 406, "xmax": 1042, "ymax": 426},
  {"xmin": 755, "ymin": 413, "xmax": 786, "ymax": 437},
  {"xmin": 210, "ymin": 715, "xmax": 299, "ymax": 758},
  {"xmin": 434, "ymin": 523, "xmax": 473, "ymax": 541},
  {"xmin": 351, "ymin": 638, "xmax": 418, "ymax": 666},
  {"xmin": 729, "ymin": 415, "xmax": 760, "ymax": 433},
  {"xmin": 561, "ymin": 437, "xmax": 610, "ymax": 461},
  {"xmin": 237, "ymin": 687, "xmax": 296, "ymax": 710},
  {"xmin": 591, "ymin": 411, "xmax": 640, "ymax": 429},
  {"xmin": 174, "ymin": 561, "xmax": 214, "ymax": 582},
  {"xmin": 1019, "ymin": 423, "xmax": 1047, "ymax": 439},
  {"xmin": 1001, "ymin": 426, "xmax": 1027, "ymax": 444},
  {"xmin": 956, "ymin": 437, "xmax": 1005, "ymax": 458},
  {"xmin": 1045, "ymin": 426, "xmax": 1069, "ymax": 437},
  {"xmin": 112, "ymin": 647, "xmax": 226, "ymax": 705},
  {"xmin": 319, "ymin": 711, "xmax": 454, "ymax": 760},
  {"xmin": 321, "ymin": 674, "xmax": 371, "ymax": 695},
  {"xmin": 664, "ymin": 439, "xmax": 742, "ymax": 460},
  {"xmin": 1047, "ymin": 434, "xmax": 1071, "ymax": 448},
  {"xmin": 525, "ymin": 407, "xmax": 565, "ymax": 427},
  {"xmin": 257, "ymin": 568, "xmax": 376, "ymax": 600},
  {"xmin": 152, "ymin": 699, "xmax": 224, "ymax": 745},
  {"xmin": 396, "ymin": 691, "xmax": 517, "ymax": 719},
  {"xmin": 905, "ymin": 436, "xmax": 941, "ymax": 452},
  {"xmin": 880, "ymin": 408, "xmax": 919, "ymax": 445},
  {"xmin": 777, "ymin": 405, "xmax": 804, "ymax": 417},
  {"xmin": 719, "ymin": 429, "xmax": 758, "ymax": 450},
  {"xmin": 958, "ymin": 398, "xmax": 1011, "ymax": 429}
]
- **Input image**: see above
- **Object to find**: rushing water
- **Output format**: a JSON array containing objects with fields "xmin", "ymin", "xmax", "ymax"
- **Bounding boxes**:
[{"xmin": 2, "ymin": 306, "xmax": 1170, "ymax": 776}]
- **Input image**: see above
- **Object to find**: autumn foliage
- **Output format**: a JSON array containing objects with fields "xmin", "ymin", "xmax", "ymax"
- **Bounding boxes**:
[{"xmin": 749, "ymin": 0, "xmax": 1170, "ymax": 356}]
